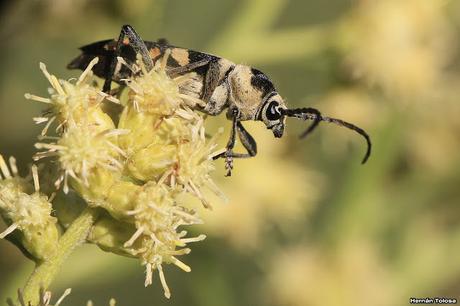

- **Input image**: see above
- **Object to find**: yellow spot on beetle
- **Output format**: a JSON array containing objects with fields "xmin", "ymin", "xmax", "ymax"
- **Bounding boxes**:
[
  {"xmin": 171, "ymin": 48, "xmax": 190, "ymax": 66},
  {"xmin": 149, "ymin": 47, "xmax": 161, "ymax": 60}
]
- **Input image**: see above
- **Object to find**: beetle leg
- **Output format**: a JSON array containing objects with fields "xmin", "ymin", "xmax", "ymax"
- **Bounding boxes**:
[
  {"xmin": 213, "ymin": 111, "xmax": 257, "ymax": 176},
  {"xmin": 235, "ymin": 121, "xmax": 257, "ymax": 157},
  {"xmin": 222, "ymin": 111, "xmax": 239, "ymax": 176},
  {"xmin": 103, "ymin": 24, "xmax": 153, "ymax": 92}
]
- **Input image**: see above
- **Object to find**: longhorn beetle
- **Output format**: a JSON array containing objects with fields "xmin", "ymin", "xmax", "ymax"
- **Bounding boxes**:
[{"xmin": 68, "ymin": 25, "xmax": 372, "ymax": 176}]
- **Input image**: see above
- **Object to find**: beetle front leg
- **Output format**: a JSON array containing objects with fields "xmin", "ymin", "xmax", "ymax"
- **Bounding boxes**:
[
  {"xmin": 213, "ymin": 111, "xmax": 257, "ymax": 176},
  {"xmin": 221, "ymin": 110, "xmax": 239, "ymax": 176},
  {"xmin": 103, "ymin": 24, "xmax": 154, "ymax": 92},
  {"xmin": 235, "ymin": 121, "xmax": 257, "ymax": 157}
]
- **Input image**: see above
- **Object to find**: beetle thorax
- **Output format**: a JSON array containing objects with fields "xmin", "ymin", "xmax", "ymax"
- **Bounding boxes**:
[{"xmin": 228, "ymin": 65, "xmax": 265, "ymax": 120}]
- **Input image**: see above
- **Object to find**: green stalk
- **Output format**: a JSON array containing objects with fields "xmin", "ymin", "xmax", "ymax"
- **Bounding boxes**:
[{"xmin": 22, "ymin": 208, "xmax": 97, "ymax": 305}]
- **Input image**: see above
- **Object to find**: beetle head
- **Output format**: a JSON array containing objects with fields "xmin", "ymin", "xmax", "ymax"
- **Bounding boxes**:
[
  {"xmin": 258, "ymin": 92, "xmax": 372, "ymax": 164},
  {"xmin": 258, "ymin": 92, "xmax": 287, "ymax": 138}
]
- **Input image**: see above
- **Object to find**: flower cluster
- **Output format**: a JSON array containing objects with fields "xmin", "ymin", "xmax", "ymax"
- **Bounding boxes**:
[
  {"xmin": 21, "ymin": 52, "xmax": 223, "ymax": 298},
  {"xmin": 0, "ymin": 156, "xmax": 59, "ymax": 261}
]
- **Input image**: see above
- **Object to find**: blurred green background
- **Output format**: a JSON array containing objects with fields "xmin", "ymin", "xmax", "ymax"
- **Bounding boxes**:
[{"xmin": 1, "ymin": 0, "xmax": 460, "ymax": 305}]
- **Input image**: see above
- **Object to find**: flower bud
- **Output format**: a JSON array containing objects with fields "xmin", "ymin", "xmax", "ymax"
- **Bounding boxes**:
[
  {"xmin": 118, "ymin": 106, "xmax": 160, "ymax": 153},
  {"xmin": 126, "ymin": 144, "xmax": 176, "ymax": 182},
  {"xmin": 88, "ymin": 213, "xmax": 136, "ymax": 257}
]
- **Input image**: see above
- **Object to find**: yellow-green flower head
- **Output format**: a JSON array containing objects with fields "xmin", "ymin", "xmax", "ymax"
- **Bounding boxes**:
[
  {"xmin": 130, "ymin": 182, "xmax": 179, "ymax": 234},
  {"xmin": 0, "ymin": 155, "xmax": 31, "ymax": 199},
  {"xmin": 123, "ymin": 182, "xmax": 206, "ymax": 298},
  {"xmin": 0, "ymin": 157, "xmax": 59, "ymax": 260},
  {"xmin": 172, "ymin": 125, "xmax": 224, "ymax": 208},
  {"xmin": 25, "ymin": 58, "xmax": 118, "ymax": 134},
  {"xmin": 122, "ymin": 52, "xmax": 205, "ymax": 115},
  {"xmin": 0, "ymin": 157, "xmax": 48, "ymax": 237},
  {"xmin": 34, "ymin": 122, "xmax": 126, "ymax": 193}
]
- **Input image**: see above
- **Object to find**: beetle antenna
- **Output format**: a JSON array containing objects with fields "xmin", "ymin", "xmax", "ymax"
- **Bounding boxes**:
[
  {"xmin": 281, "ymin": 107, "xmax": 322, "ymax": 138},
  {"xmin": 281, "ymin": 107, "xmax": 372, "ymax": 164},
  {"xmin": 320, "ymin": 116, "xmax": 371, "ymax": 164}
]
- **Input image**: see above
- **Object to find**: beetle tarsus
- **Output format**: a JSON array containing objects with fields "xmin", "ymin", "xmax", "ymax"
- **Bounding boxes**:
[{"xmin": 224, "ymin": 150, "xmax": 234, "ymax": 177}]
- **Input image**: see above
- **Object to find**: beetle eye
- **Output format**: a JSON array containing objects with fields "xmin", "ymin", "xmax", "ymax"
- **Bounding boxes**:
[{"xmin": 266, "ymin": 101, "xmax": 281, "ymax": 120}]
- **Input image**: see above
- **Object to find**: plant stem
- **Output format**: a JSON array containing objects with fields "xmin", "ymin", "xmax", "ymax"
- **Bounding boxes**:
[{"xmin": 22, "ymin": 208, "xmax": 97, "ymax": 305}]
